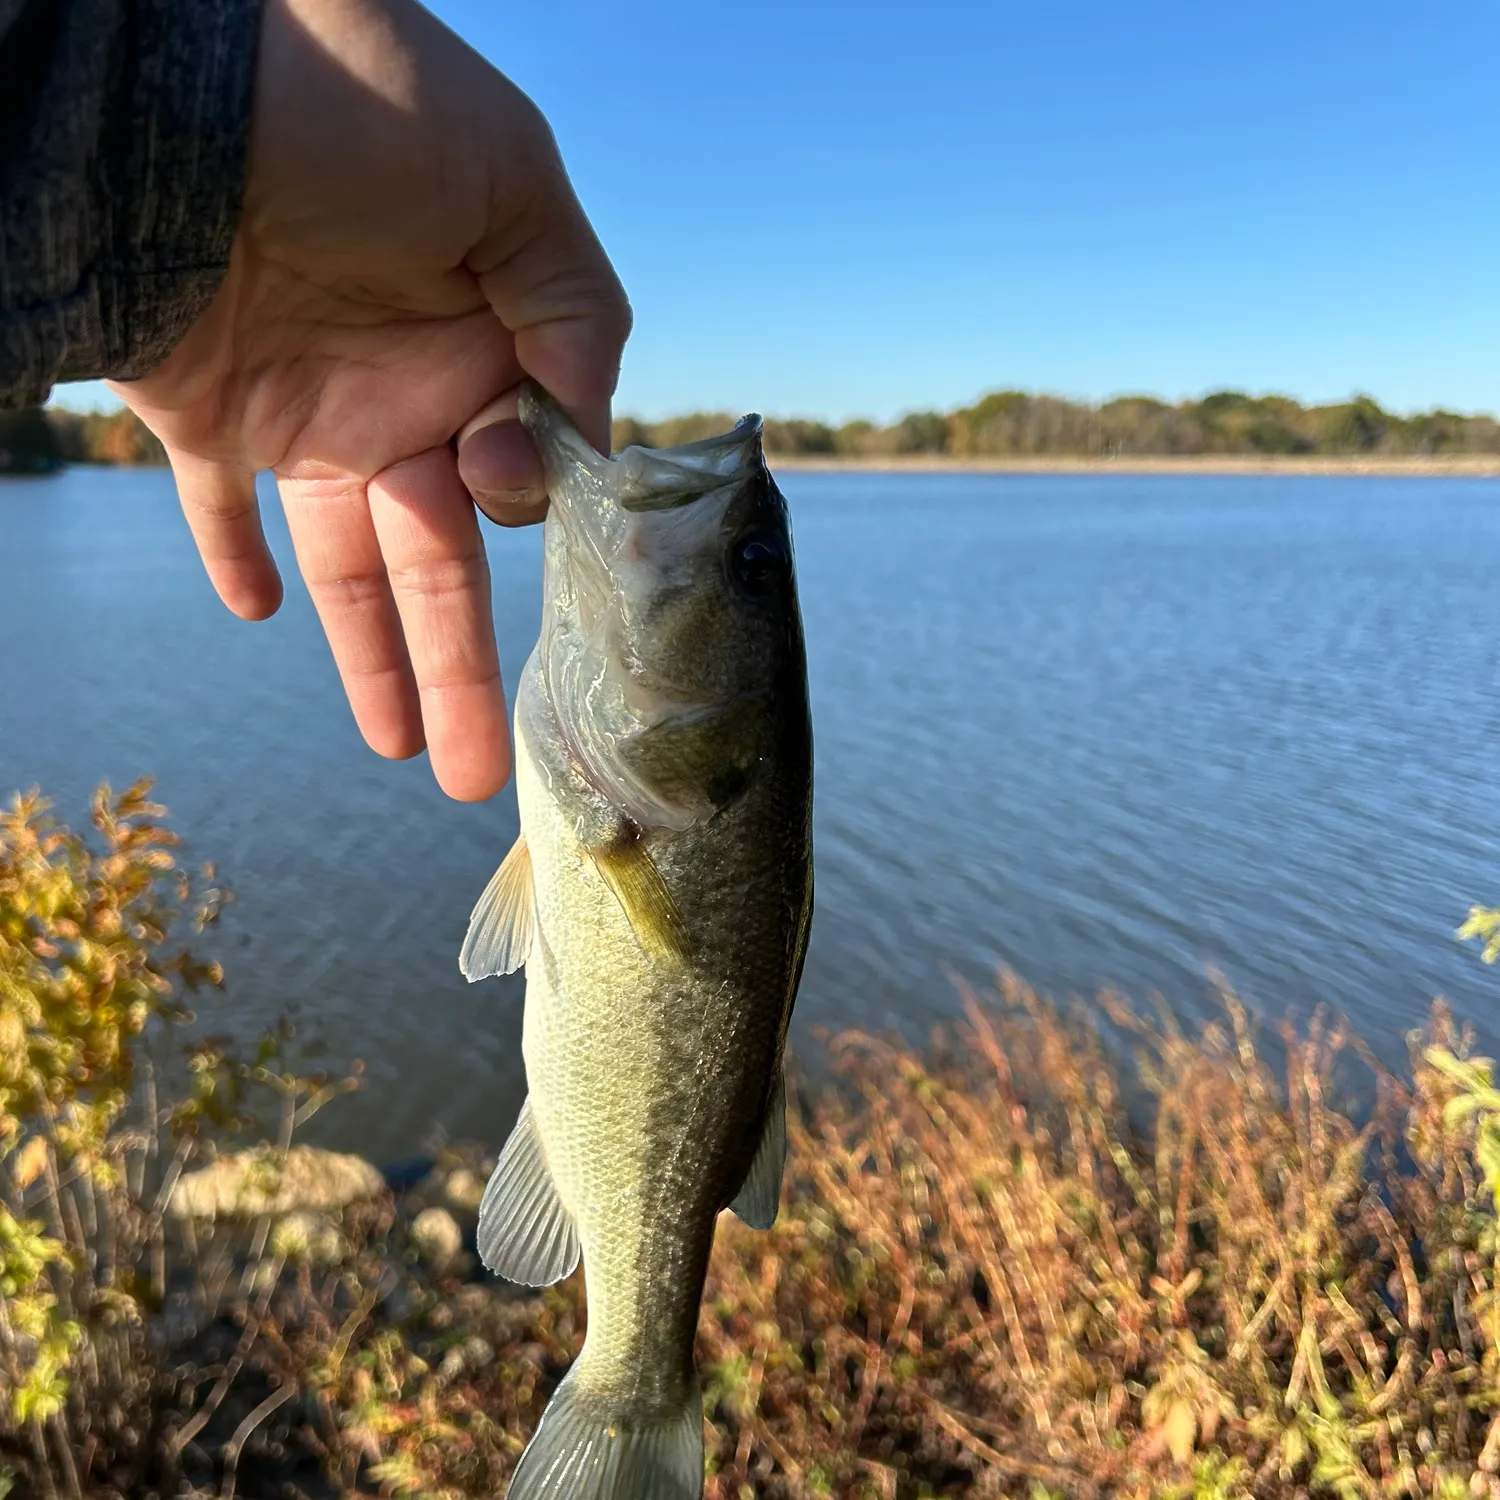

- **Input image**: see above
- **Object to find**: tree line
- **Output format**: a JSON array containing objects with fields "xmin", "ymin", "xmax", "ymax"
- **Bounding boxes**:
[
  {"xmin": 0, "ymin": 406, "xmax": 166, "ymax": 472},
  {"xmin": 6, "ymin": 389, "xmax": 1500, "ymax": 475},
  {"xmin": 617, "ymin": 389, "xmax": 1500, "ymax": 459}
]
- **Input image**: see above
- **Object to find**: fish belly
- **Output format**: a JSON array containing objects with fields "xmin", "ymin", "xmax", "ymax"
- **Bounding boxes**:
[{"xmin": 517, "ymin": 733, "xmax": 777, "ymax": 1409}]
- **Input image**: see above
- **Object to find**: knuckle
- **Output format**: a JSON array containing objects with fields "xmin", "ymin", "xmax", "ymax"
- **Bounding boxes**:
[
  {"xmin": 182, "ymin": 486, "xmax": 259, "ymax": 522},
  {"xmin": 311, "ymin": 567, "xmax": 390, "ymax": 612},
  {"xmin": 385, "ymin": 553, "xmax": 488, "ymax": 605}
]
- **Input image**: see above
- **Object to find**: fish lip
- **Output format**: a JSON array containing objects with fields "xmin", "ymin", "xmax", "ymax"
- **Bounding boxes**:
[
  {"xmin": 519, "ymin": 379, "xmax": 772, "ymax": 604},
  {"xmin": 615, "ymin": 414, "xmax": 767, "ymax": 512},
  {"xmin": 516, "ymin": 381, "xmax": 618, "ymax": 525},
  {"xmin": 516, "ymin": 378, "xmax": 766, "ymax": 516}
]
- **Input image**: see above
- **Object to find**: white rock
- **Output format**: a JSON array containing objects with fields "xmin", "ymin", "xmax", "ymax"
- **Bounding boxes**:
[
  {"xmin": 168, "ymin": 1144, "xmax": 385, "ymax": 1219},
  {"xmin": 442, "ymin": 1168, "xmax": 485, "ymax": 1213},
  {"xmin": 410, "ymin": 1206, "xmax": 464, "ymax": 1272}
]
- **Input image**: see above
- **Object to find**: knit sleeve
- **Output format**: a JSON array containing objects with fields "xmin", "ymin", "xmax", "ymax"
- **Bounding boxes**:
[{"xmin": 0, "ymin": 0, "xmax": 261, "ymax": 407}]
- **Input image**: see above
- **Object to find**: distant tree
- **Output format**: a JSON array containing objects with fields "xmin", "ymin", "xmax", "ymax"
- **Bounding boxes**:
[
  {"xmin": 35, "ymin": 407, "xmax": 167, "ymax": 466},
  {"xmin": 833, "ymin": 420, "xmax": 881, "ymax": 456},
  {"xmin": 93, "ymin": 409, "xmax": 168, "ymax": 464},
  {"xmin": 606, "ymin": 388, "xmax": 1500, "ymax": 462},
  {"xmin": 1315, "ymin": 395, "xmax": 1390, "ymax": 453},
  {"xmin": 1461, "ymin": 416, "xmax": 1500, "ymax": 453},
  {"xmin": 611, "ymin": 416, "xmax": 652, "ymax": 452},
  {"xmin": 1099, "ymin": 397, "xmax": 1204, "ymax": 456},
  {"xmin": 46, "ymin": 408, "xmax": 92, "ymax": 462},
  {"xmin": 891, "ymin": 411, "xmax": 948, "ymax": 454},
  {"xmin": 1007, "ymin": 396, "xmax": 1093, "ymax": 455},
  {"xmin": 763, "ymin": 419, "xmax": 836, "ymax": 455},
  {"xmin": 1195, "ymin": 390, "xmax": 1254, "ymax": 415},
  {"xmin": 1244, "ymin": 418, "xmax": 1315, "ymax": 455},
  {"xmin": 0, "ymin": 408, "xmax": 63, "ymax": 473},
  {"xmin": 644, "ymin": 412, "xmax": 739, "ymax": 448}
]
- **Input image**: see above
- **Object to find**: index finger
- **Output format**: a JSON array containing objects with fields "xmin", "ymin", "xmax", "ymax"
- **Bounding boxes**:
[{"xmin": 366, "ymin": 445, "xmax": 511, "ymax": 801}]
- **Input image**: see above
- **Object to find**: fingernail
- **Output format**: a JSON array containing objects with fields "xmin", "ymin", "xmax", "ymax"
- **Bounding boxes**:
[
  {"xmin": 471, "ymin": 487, "xmax": 548, "ymax": 527},
  {"xmin": 457, "ymin": 417, "xmax": 549, "ymax": 526}
]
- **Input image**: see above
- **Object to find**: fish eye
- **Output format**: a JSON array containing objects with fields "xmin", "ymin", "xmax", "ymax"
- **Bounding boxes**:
[{"xmin": 729, "ymin": 531, "xmax": 789, "ymax": 597}]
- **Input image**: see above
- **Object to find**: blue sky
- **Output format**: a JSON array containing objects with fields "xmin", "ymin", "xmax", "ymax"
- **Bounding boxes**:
[{"xmin": 59, "ymin": 0, "xmax": 1500, "ymax": 423}]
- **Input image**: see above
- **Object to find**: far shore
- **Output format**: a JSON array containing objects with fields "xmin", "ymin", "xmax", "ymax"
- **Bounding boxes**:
[{"xmin": 767, "ymin": 452, "xmax": 1500, "ymax": 477}]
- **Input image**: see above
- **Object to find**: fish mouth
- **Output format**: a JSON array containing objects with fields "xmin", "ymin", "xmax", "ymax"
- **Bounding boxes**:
[
  {"xmin": 517, "ymin": 380, "xmax": 765, "ymax": 517},
  {"xmin": 614, "ymin": 415, "xmax": 765, "ymax": 511},
  {"xmin": 517, "ymin": 378, "xmax": 770, "ymax": 628}
]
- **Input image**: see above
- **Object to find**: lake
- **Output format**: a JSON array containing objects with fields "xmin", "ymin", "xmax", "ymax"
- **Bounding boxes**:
[{"xmin": 3, "ymin": 466, "xmax": 1498, "ymax": 1163}]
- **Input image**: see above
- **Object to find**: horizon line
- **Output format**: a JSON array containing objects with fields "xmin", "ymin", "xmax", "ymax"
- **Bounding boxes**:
[{"xmin": 47, "ymin": 379, "xmax": 1500, "ymax": 430}]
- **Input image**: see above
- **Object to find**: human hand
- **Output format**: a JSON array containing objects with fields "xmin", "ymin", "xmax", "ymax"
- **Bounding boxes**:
[{"xmin": 109, "ymin": 0, "xmax": 629, "ymax": 801}]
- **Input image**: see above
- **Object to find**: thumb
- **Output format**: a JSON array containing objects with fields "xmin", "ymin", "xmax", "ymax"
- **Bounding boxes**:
[{"xmin": 466, "ymin": 144, "xmax": 632, "ymax": 456}]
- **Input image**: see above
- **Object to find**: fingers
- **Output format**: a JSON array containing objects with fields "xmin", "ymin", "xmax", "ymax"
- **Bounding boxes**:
[
  {"xmin": 277, "ymin": 457, "xmax": 511, "ymax": 802},
  {"xmin": 456, "ymin": 390, "xmax": 548, "ymax": 526},
  {"xmin": 365, "ymin": 447, "xmax": 511, "ymax": 802},
  {"xmin": 277, "ymin": 473, "xmax": 425, "ymax": 764},
  {"xmin": 169, "ymin": 451, "xmax": 282, "ymax": 619}
]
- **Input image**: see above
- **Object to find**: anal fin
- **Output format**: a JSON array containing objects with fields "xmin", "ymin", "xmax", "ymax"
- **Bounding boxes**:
[
  {"xmin": 460, "ymin": 833, "xmax": 536, "ymax": 982},
  {"xmin": 728, "ymin": 1070, "xmax": 787, "ymax": 1230},
  {"xmin": 477, "ymin": 1098, "xmax": 579, "ymax": 1286}
]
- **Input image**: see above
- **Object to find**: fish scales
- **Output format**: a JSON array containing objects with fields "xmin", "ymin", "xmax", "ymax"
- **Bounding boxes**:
[{"xmin": 461, "ymin": 382, "xmax": 813, "ymax": 1500}]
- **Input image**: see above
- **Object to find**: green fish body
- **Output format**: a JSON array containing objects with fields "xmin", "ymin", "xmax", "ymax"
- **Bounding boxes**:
[{"xmin": 460, "ymin": 383, "xmax": 814, "ymax": 1500}]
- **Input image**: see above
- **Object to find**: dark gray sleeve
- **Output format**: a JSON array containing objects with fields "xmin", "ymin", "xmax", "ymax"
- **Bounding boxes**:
[{"xmin": 0, "ymin": 0, "xmax": 261, "ymax": 408}]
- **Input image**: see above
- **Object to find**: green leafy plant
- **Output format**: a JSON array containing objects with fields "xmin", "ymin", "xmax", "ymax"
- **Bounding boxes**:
[{"xmin": 1458, "ymin": 905, "xmax": 1500, "ymax": 966}]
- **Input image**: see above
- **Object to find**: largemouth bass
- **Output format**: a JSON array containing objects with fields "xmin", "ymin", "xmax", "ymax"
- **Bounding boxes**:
[{"xmin": 459, "ymin": 381, "xmax": 814, "ymax": 1500}]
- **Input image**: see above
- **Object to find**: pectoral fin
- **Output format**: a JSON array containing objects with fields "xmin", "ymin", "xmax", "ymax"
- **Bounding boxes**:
[
  {"xmin": 459, "ymin": 834, "xmax": 536, "ymax": 982},
  {"xmin": 590, "ymin": 839, "xmax": 691, "ymax": 967},
  {"xmin": 728, "ymin": 1070, "xmax": 787, "ymax": 1230}
]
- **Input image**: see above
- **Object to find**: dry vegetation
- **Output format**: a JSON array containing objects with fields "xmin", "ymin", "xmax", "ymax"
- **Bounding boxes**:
[{"xmin": 4, "ymin": 786, "xmax": 1500, "ymax": 1499}]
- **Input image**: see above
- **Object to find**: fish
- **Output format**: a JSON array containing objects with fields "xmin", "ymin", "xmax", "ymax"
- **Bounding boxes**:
[{"xmin": 459, "ymin": 380, "xmax": 814, "ymax": 1500}]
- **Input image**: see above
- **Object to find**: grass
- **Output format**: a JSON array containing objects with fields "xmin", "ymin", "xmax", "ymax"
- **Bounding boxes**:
[{"xmin": 3, "ymin": 786, "xmax": 1500, "ymax": 1498}]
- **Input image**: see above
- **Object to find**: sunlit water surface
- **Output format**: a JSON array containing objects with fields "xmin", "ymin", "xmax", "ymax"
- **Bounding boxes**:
[{"xmin": 3, "ymin": 468, "xmax": 1498, "ymax": 1161}]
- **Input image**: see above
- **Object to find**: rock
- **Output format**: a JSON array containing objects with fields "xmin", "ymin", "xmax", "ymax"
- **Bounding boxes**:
[
  {"xmin": 435, "ymin": 1335, "xmax": 495, "ymax": 1385},
  {"xmin": 168, "ymin": 1145, "xmax": 386, "ymax": 1219},
  {"xmin": 452, "ymin": 1284, "xmax": 495, "ymax": 1320},
  {"xmin": 461, "ymin": 1334, "xmax": 495, "ymax": 1371},
  {"xmin": 441, "ymin": 1168, "xmax": 485, "ymax": 1214},
  {"xmin": 410, "ymin": 1206, "xmax": 464, "ymax": 1273}
]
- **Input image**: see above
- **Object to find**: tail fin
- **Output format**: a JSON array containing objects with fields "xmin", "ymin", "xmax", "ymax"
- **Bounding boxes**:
[{"xmin": 507, "ymin": 1367, "xmax": 703, "ymax": 1500}]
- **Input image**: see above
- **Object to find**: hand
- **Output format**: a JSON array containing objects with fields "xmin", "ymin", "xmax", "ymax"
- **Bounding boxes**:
[{"xmin": 109, "ymin": 0, "xmax": 630, "ymax": 801}]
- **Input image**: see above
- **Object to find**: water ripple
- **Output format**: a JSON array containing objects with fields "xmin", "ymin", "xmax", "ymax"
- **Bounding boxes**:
[{"xmin": 2, "ymin": 468, "xmax": 1498, "ymax": 1159}]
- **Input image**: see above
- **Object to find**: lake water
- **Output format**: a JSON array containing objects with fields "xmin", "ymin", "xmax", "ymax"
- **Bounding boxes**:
[{"xmin": 3, "ymin": 467, "xmax": 1499, "ymax": 1162}]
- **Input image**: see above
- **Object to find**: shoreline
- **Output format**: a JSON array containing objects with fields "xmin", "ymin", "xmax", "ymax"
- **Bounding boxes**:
[
  {"xmin": 8, "ymin": 455, "xmax": 1500, "ymax": 481},
  {"xmin": 767, "ymin": 453, "xmax": 1500, "ymax": 477}
]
